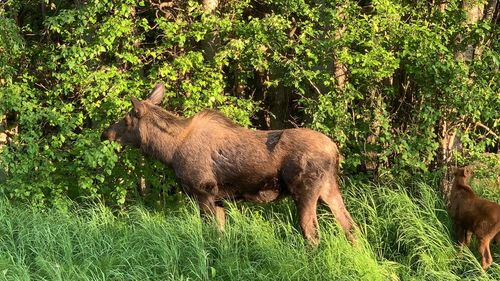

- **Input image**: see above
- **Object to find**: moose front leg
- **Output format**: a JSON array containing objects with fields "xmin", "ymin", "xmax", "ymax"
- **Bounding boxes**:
[
  {"xmin": 193, "ymin": 187, "xmax": 225, "ymax": 231},
  {"xmin": 454, "ymin": 222, "xmax": 467, "ymax": 246},
  {"xmin": 464, "ymin": 230, "xmax": 473, "ymax": 246},
  {"xmin": 215, "ymin": 201, "xmax": 225, "ymax": 230}
]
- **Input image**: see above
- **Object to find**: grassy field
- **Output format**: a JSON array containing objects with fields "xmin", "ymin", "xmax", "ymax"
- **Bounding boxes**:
[{"xmin": 0, "ymin": 177, "xmax": 499, "ymax": 281}]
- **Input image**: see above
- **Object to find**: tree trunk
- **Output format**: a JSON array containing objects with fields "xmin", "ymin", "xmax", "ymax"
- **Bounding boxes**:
[
  {"xmin": 362, "ymin": 89, "xmax": 384, "ymax": 174},
  {"xmin": 474, "ymin": 1, "xmax": 499, "ymax": 59},
  {"xmin": 200, "ymin": 0, "xmax": 219, "ymax": 62},
  {"xmin": 268, "ymin": 76, "xmax": 291, "ymax": 129},
  {"xmin": 437, "ymin": 118, "xmax": 458, "ymax": 207},
  {"xmin": 202, "ymin": 0, "xmax": 218, "ymax": 13},
  {"xmin": 333, "ymin": 3, "xmax": 349, "ymax": 89},
  {"xmin": 438, "ymin": 2, "xmax": 447, "ymax": 12},
  {"xmin": 251, "ymin": 71, "xmax": 293, "ymax": 130},
  {"xmin": 482, "ymin": 0, "xmax": 498, "ymax": 21},
  {"xmin": 455, "ymin": 1, "xmax": 485, "ymax": 61}
]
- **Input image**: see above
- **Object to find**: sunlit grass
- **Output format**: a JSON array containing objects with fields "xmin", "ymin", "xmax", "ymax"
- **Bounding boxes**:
[{"xmin": 0, "ymin": 177, "xmax": 498, "ymax": 280}]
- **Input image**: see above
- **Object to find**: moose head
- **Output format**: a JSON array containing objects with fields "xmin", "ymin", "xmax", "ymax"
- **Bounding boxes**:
[{"xmin": 101, "ymin": 83, "xmax": 165, "ymax": 147}]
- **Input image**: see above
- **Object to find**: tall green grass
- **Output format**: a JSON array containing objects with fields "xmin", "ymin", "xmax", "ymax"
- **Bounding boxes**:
[{"xmin": 0, "ymin": 178, "xmax": 498, "ymax": 280}]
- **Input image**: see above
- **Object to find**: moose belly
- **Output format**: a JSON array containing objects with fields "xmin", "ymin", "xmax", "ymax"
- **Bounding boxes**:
[{"xmin": 219, "ymin": 177, "xmax": 282, "ymax": 203}]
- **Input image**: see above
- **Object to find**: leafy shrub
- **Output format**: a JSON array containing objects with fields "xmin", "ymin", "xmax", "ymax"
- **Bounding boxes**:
[{"xmin": 0, "ymin": 0, "xmax": 498, "ymax": 206}]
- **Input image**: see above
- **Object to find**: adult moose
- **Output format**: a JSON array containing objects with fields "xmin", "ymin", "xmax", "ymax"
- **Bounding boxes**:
[{"xmin": 101, "ymin": 83, "xmax": 356, "ymax": 243}]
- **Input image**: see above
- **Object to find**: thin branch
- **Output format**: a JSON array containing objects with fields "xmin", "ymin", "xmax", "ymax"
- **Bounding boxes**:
[
  {"xmin": 307, "ymin": 78, "xmax": 322, "ymax": 96},
  {"xmin": 475, "ymin": 121, "xmax": 500, "ymax": 139}
]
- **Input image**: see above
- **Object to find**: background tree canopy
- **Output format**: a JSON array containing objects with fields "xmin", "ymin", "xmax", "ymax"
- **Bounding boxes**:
[{"xmin": 0, "ymin": 0, "xmax": 498, "ymax": 207}]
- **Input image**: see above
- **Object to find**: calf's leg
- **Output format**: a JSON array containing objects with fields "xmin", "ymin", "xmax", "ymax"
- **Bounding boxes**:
[
  {"xmin": 464, "ymin": 230, "xmax": 473, "ymax": 246},
  {"xmin": 478, "ymin": 237, "xmax": 493, "ymax": 270},
  {"xmin": 454, "ymin": 223, "xmax": 470, "ymax": 246}
]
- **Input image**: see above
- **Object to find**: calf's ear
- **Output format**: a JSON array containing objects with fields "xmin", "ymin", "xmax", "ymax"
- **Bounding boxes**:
[
  {"xmin": 148, "ymin": 83, "xmax": 165, "ymax": 105},
  {"xmin": 131, "ymin": 97, "xmax": 146, "ymax": 118},
  {"xmin": 464, "ymin": 166, "xmax": 473, "ymax": 177},
  {"xmin": 454, "ymin": 167, "xmax": 464, "ymax": 176}
]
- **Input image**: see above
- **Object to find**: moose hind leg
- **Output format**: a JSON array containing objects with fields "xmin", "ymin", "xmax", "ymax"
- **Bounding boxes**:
[
  {"xmin": 319, "ymin": 181, "xmax": 356, "ymax": 243},
  {"xmin": 295, "ymin": 194, "xmax": 320, "ymax": 244},
  {"xmin": 478, "ymin": 237, "xmax": 493, "ymax": 270}
]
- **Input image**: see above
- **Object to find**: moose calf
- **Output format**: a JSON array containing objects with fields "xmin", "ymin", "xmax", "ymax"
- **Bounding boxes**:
[
  {"xmin": 450, "ymin": 167, "xmax": 500, "ymax": 269},
  {"xmin": 101, "ymin": 83, "xmax": 356, "ymax": 243}
]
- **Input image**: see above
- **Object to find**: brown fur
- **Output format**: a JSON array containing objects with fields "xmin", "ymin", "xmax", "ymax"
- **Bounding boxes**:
[
  {"xmin": 102, "ymin": 84, "xmax": 356, "ymax": 243},
  {"xmin": 450, "ymin": 166, "xmax": 500, "ymax": 269}
]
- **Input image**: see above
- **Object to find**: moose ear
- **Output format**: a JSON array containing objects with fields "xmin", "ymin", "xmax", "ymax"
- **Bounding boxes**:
[
  {"xmin": 464, "ymin": 166, "xmax": 473, "ymax": 177},
  {"xmin": 148, "ymin": 83, "xmax": 165, "ymax": 105},
  {"xmin": 131, "ymin": 97, "xmax": 146, "ymax": 118}
]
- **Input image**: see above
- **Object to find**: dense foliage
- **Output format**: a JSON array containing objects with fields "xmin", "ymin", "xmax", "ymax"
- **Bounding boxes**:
[{"xmin": 0, "ymin": 0, "xmax": 498, "ymax": 206}]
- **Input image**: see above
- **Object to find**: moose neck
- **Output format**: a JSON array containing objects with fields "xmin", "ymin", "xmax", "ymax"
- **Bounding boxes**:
[
  {"xmin": 139, "ymin": 107, "xmax": 189, "ymax": 165},
  {"xmin": 455, "ymin": 175, "xmax": 469, "ymax": 187},
  {"xmin": 453, "ymin": 175, "xmax": 475, "ymax": 196}
]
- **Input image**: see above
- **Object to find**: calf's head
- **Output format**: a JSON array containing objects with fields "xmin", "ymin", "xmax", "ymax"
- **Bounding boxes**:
[
  {"xmin": 455, "ymin": 166, "xmax": 473, "ymax": 179},
  {"xmin": 101, "ymin": 83, "xmax": 165, "ymax": 147}
]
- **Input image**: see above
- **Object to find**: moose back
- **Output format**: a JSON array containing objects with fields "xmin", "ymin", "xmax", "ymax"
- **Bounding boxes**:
[{"xmin": 101, "ymin": 84, "xmax": 356, "ymax": 243}]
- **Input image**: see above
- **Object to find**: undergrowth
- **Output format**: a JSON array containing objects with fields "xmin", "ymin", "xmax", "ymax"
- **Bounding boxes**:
[{"xmin": 0, "ymin": 177, "xmax": 498, "ymax": 280}]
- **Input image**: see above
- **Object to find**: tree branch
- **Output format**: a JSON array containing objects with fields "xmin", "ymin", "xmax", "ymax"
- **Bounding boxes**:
[{"xmin": 475, "ymin": 121, "xmax": 500, "ymax": 139}]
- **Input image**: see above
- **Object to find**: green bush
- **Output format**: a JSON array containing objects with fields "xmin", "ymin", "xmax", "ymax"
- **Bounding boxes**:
[{"xmin": 0, "ymin": 0, "xmax": 498, "ymax": 206}]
